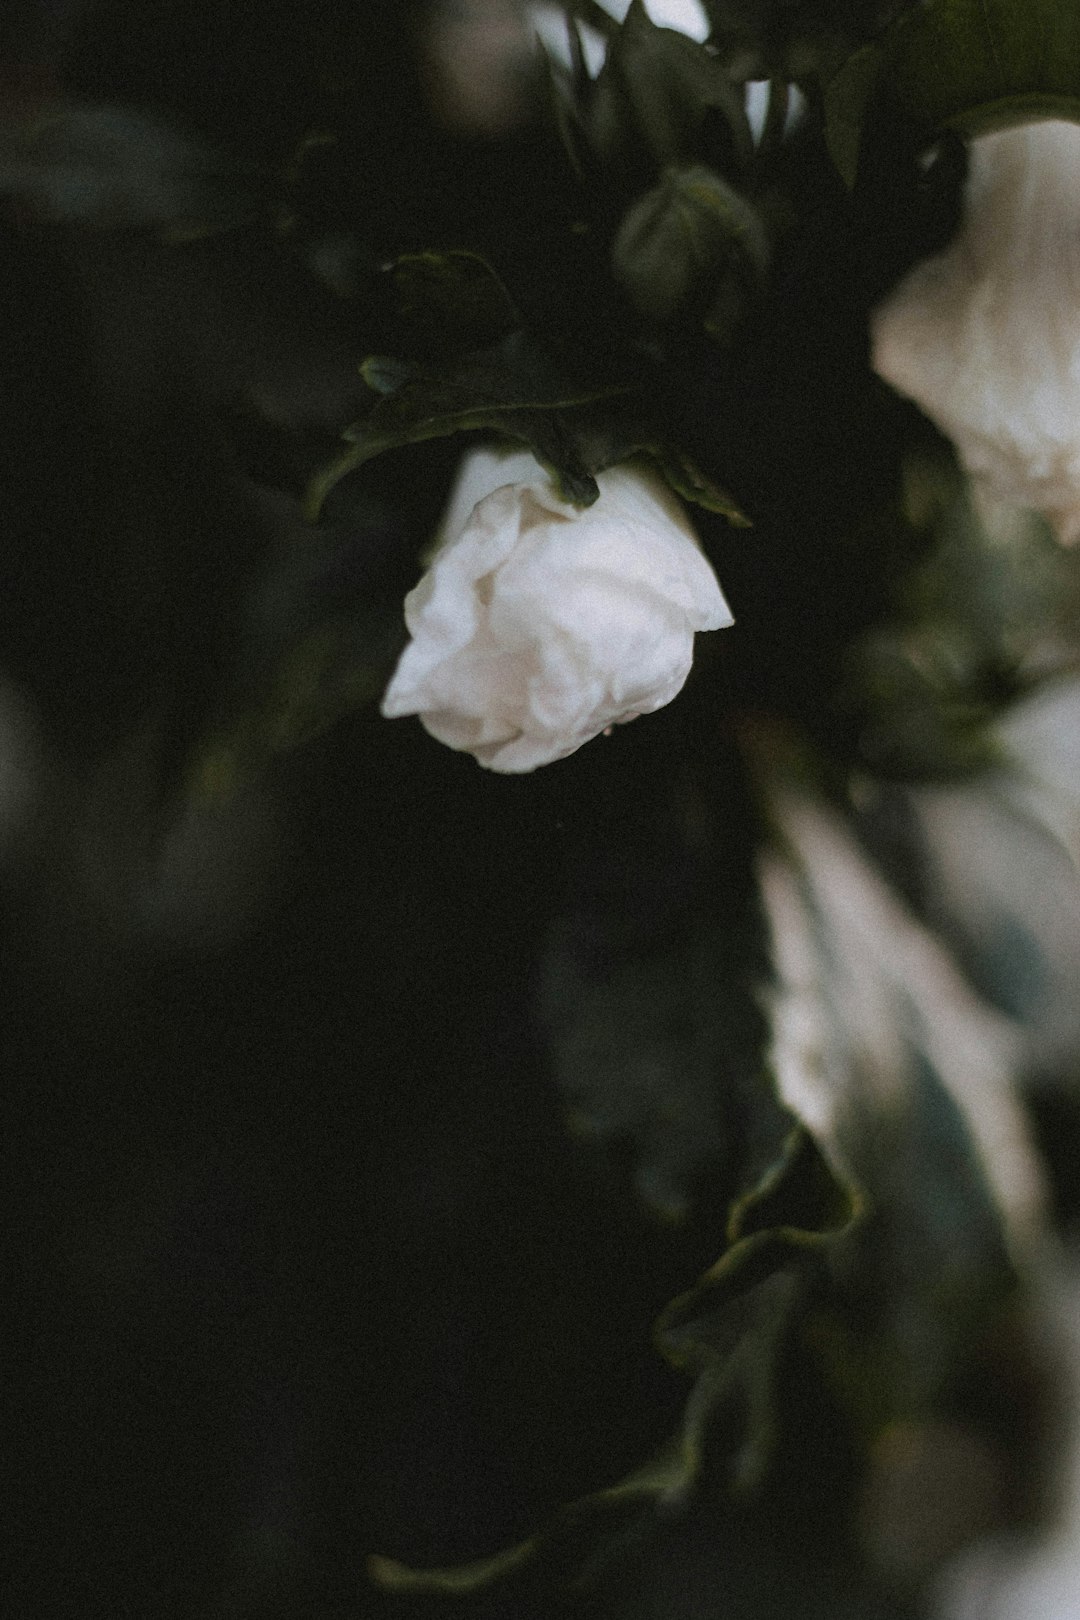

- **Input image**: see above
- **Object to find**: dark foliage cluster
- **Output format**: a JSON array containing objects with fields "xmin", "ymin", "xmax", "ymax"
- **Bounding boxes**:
[{"xmin": 4, "ymin": 2, "xmax": 1080, "ymax": 1617}]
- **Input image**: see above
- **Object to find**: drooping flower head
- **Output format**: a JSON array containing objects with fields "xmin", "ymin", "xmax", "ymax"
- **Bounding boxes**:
[{"xmin": 381, "ymin": 445, "xmax": 733, "ymax": 771}]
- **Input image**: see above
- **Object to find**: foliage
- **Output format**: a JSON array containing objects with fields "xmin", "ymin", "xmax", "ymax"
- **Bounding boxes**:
[{"xmin": 5, "ymin": 1, "xmax": 1080, "ymax": 1617}]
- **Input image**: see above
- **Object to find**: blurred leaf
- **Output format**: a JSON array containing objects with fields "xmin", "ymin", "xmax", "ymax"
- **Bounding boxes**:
[
  {"xmin": 705, "ymin": 0, "xmax": 919, "ymax": 79},
  {"xmin": 825, "ymin": 0, "xmax": 1080, "ymax": 186},
  {"xmin": 0, "ymin": 100, "xmax": 267, "ymax": 232},
  {"xmin": 367, "ymin": 754, "xmax": 1041, "ymax": 1608},
  {"xmin": 840, "ymin": 464, "xmax": 1080, "ymax": 780},
  {"xmin": 847, "ymin": 676, "xmax": 1080, "ymax": 1087},
  {"xmin": 181, "ymin": 486, "xmax": 422, "ymax": 799},
  {"xmin": 656, "ymin": 1126, "xmax": 856, "ymax": 1495},
  {"xmin": 189, "ymin": 621, "xmax": 394, "ymax": 802},
  {"xmin": 745, "ymin": 776, "xmax": 1046, "ymax": 1552},
  {"xmin": 822, "ymin": 42, "xmax": 884, "ymax": 187},
  {"xmin": 367, "ymin": 1111, "xmax": 854, "ymax": 1601},
  {"xmin": 541, "ymin": 915, "xmax": 735, "ymax": 1221},
  {"xmin": 576, "ymin": 0, "xmax": 751, "ymax": 180},
  {"xmin": 537, "ymin": 730, "xmax": 770, "ymax": 1222},
  {"xmin": 758, "ymin": 781, "xmax": 1044, "ymax": 1279}
]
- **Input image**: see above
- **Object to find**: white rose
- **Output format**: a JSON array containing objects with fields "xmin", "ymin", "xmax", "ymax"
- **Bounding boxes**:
[
  {"xmin": 380, "ymin": 445, "xmax": 733, "ymax": 772},
  {"xmin": 871, "ymin": 121, "xmax": 1080, "ymax": 543}
]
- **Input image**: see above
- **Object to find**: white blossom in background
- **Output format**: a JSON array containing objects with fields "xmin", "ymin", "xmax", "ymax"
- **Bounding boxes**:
[
  {"xmin": 594, "ymin": 0, "xmax": 710, "ymax": 41},
  {"xmin": 744, "ymin": 79, "xmax": 806, "ymax": 145},
  {"xmin": 872, "ymin": 121, "xmax": 1080, "ymax": 544},
  {"xmin": 529, "ymin": 7, "xmax": 805, "ymax": 147},
  {"xmin": 424, "ymin": 0, "xmax": 536, "ymax": 135},
  {"xmin": 530, "ymin": 0, "xmax": 709, "ymax": 75},
  {"xmin": 381, "ymin": 445, "xmax": 732, "ymax": 772}
]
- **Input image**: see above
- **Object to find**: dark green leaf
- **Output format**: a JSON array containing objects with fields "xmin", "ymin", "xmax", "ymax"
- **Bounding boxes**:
[
  {"xmin": 190, "ymin": 621, "xmax": 395, "ymax": 802},
  {"xmin": 388, "ymin": 250, "xmax": 521, "ymax": 356},
  {"xmin": 650, "ymin": 445, "xmax": 752, "ymax": 524},
  {"xmin": 541, "ymin": 918, "xmax": 733, "ymax": 1221},
  {"xmin": 308, "ymin": 406, "xmax": 601, "ymax": 518},
  {"xmin": 308, "ymin": 335, "xmax": 628, "ymax": 515},
  {"xmin": 359, "ymin": 354, "xmax": 418, "ymax": 397},
  {"xmin": 750, "ymin": 771, "xmax": 1041, "ymax": 1484},
  {"xmin": 825, "ymin": 0, "xmax": 1080, "ymax": 185},
  {"xmin": 587, "ymin": 0, "xmax": 752, "ymax": 175},
  {"xmin": 366, "ymin": 1114, "xmax": 852, "ymax": 1600},
  {"xmin": 840, "ymin": 459, "xmax": 1080, "ymax": 780},
  {"xmin": 822, "ymin": 42, "xmax": 884, "ymax": 187},
  {"xmin": 850, "ymin": 679, "xmax": 1080, "ymax": 1087}
]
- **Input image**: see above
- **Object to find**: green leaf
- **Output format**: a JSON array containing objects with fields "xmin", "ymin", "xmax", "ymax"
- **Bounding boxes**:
[
  {"xmin": 307, "ymin": 336, "xmax": 631, "ymax": 516},
  {"xmin": 750, "ymin": 770, "xmax": 1044, "ymax": 1477},
  {"xmin": 308, "ymin": 406, "xmax": 601, "ymax": 519},
  {"xmin": 358, "ymin": 355, "xmax": 417, "ymax": 397},
  {"xmin": 705, "ymin": 0, "xmax": 920, "ymax": 80},
  {"xmin": 189, "ymin": 623, "xmax": 394, "ymax": 802},
  {"xmin": 840, "ymin": 460, "xmax": 1080, "ymax": 780},
  {"xmin": 649, "ymin": 445, "xmax": 752, "ymax": 525},
  {"xmin": 364, "ymin": 759, "xmax": 1039, "ymax": 1607},
  {"xmin": 387, "ymin": 250, "xmax": 521, "ymax": 356},
  {"xmin": 849, "ymin": 677, "xmax": 1080, "ymax": 1088},
  {"xmin": 825, "ymin": 0, "xmax": 1080, "ymax": 185},
  {"xmin": 542, "ymin": 916, "xmax": 736, "ymax": 1222},
  {"xmin": 366, "ymin": 1115, "xmax": 854, "ymax": 1601},
  {"xmin": 182, "ymin": 490, "xmax": 422, "ymax": 798},
  {"xmin": 822, "ymin": 42, "xmax": 885, "ymax": 188},
  {"xmin": 886, "ymin": 0, "xmax": 1080, "ymax": 137},
  {"xmin": 586, "ymin": 0, "xmax": 752, "ymax": 175}
]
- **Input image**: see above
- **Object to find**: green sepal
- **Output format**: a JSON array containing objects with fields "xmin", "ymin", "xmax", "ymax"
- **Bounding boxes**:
[{"xmin": 650, "ymin": 446, "xmax": 752, "ymax": 525}]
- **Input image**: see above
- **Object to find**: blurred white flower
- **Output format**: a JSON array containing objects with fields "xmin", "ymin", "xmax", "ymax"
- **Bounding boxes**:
[
  {"xmin": 745, "ymin": 80, "xmax": 806, "ymax": 145},
  {"xmin": 872, "ymin": 121, "xmax": 1080, "ymax": 543},
  {"xmin": 423, "ymin": 0, "xmax": 535, "ymax": 136},
  {"xmin": 594, "ymin": 0, "xmax": 709, "ymax": 41},
  {"xmin": 530, "ymin": 0, "xmax": 709, "ymax": 75},
  {"xmin": 381, "ymin": 445, "xmax": 732, "ymax": 772}
]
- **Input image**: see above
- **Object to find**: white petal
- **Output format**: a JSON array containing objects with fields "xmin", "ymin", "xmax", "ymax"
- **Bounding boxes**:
[
  {"xmin": 872, "ymin": 121, "xmax": 1080, "ymax": 541},
  {"xmin": 381, "ymin": 446, "xmax": 733, "ymax": 771}
]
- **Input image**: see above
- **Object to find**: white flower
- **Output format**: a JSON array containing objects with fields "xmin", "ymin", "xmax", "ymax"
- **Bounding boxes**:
[
  {"xmin": 871, "ymin": 121, "xmax": 1080, "ymax": 543},
  {"xmin": 381, "ymin": 445, "xmax": 732, "ymax": 772}
]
